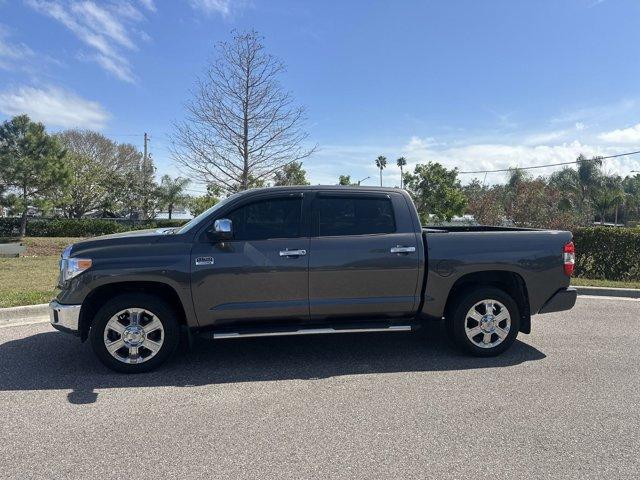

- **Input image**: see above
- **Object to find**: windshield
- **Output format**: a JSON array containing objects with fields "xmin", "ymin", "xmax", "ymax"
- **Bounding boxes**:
[{"xmin": 176, "ymin": 193, "xmax": 240, "ymax": 234}]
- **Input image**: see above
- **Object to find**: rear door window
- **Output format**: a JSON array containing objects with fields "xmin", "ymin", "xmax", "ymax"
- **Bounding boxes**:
[{"xmin": 314, "ymin": 196, "xmax": 396, "ymax": 236}]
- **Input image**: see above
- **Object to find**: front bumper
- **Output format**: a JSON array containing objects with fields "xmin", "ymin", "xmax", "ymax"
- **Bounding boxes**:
[
  {"xmin": 49, "ymin": 300, "xmax": 81, "ymax": 335},
  {"xmin": 538, "ymin": 287, "xmax": 578, "ymax": 314}
]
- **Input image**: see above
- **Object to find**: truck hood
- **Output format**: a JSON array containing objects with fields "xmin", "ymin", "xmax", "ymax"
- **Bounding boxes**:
[
  {"xmin": 69, "ymin": 227, "xmax": 176, "ymax": 254},
  {"xmin": 88, "ymin": 227, "xmax": 176, "ymax": 241}
]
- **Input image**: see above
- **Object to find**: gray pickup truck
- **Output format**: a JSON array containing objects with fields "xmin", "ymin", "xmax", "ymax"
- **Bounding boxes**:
[{"xmin": 50, "ymin": 186, "xmax": 577, "ymax": 373}]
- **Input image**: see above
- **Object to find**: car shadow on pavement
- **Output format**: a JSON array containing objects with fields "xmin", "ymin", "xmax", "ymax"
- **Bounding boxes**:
[{"xmin": 0, "ymin": 322, "xmax": 545, "ymax": 404}]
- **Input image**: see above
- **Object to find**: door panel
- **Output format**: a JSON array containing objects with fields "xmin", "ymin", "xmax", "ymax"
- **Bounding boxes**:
[
  {"xmin": 308, "ymin": 193, "xmax": 421, "ymax": 320},
  {"xmin": 190, "ymin": 195, "xmax": 309, "ymax": 328},
  {"xmin": 309, "ymin": 233, "xmax": 419, "ymax": 319},
  {"xmin": 191, "ymin": 238, "xmax": 309, "ymax": 327}
]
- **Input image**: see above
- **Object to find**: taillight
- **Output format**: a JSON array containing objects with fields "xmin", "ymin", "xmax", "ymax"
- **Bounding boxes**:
[{"xmin": 563, "ymin": 241, "xmax": 575, "ymax": 276}]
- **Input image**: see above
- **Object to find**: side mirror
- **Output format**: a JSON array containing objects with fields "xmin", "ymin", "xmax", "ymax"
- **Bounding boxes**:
[{"xmin": 209, "ymin": 218, "xmax": 233, "ymax": 241}]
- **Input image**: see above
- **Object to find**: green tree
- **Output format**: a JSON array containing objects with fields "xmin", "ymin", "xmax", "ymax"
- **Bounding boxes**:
[
  {"xmin": 0, "ymin": 115, "xmax": 70, "ymax": 236},
  {"xmin": 577, "ymin": 155, "xmax": 603, "ymax": 204},
  {"xmin": 404, "ymin": 162, "xmax": 467, "ymax": 223},
  {"xmin": 56, "ymin": 129, "xmax": 122, "ymax": 218},
  {"xmin": 463, "ymin": 179, "xmax": 506, "ymax": 226},
  {"xmin": 188, "ymin": 183, "xmax": 222, "ymax": 217},
  {"xmin": 228, "ymin": 175, "xmax": 266, "ymax": 193},
  {"xmin": 623, "ymin": 174, "xmax": 640, "ymax": 222},
  {"xmin": 375, "ymin": 155, "xmax": 387, "ymax": 187},
  {"xmin": 338, "ymin": 175, "xmax": 355, "ymax": 186},
  {"xmin": 157, "ymin": 175, "xmax": 191, "ymax": 219},
  {"xmin": 591, "ymin": 175, "xmax": 625, "ymax": 225},
  {"xmin": 396, "ymin": 157, "xmax": 407, "ymax": 188},
  {"xmin": 273, "ymin": 161, "xmax": 310, "ymax": 186},
  {"xmin": 101, "ymin": 144, "xmax": 158, "ymax": 220}
]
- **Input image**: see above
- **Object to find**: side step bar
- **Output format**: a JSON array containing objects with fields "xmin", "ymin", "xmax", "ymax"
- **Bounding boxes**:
[{"xmin": 212, "ymin": 325, "xmax": 413, "ymax": 340}]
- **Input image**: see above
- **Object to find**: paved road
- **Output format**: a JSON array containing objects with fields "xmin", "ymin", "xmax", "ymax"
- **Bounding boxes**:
[{"xmin": 0, "ymin": 297, "xmax": 638, "ymax": 479}]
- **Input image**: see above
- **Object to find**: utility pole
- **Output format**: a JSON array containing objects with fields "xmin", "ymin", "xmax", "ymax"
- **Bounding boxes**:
[
  {"xmin": 141, "ymin": 133, "xmax": 149, "ymax": 220},
  {"xmin": 143, "ymin": 132, "xmax": 149, "ymax": 165}
]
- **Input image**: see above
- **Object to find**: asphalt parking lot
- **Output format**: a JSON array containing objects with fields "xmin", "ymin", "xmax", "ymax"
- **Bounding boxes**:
[{"xmin": 0, "ymin": 296, "xmax": 638, "ymax": 479}]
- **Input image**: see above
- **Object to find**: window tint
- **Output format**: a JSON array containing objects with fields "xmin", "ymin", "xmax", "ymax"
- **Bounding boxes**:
[
  {"xmin": 227, "ymin": 197, "xmax": 302, "ymax": 241},
  {"xmin": 315, "ymin": 196, "xmax": 396, "ymax": 236}
]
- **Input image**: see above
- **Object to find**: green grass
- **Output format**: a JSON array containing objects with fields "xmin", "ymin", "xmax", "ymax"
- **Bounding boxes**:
[
  {"xmin": 0, "ymin": 256, "xmax": 60, "ymax": 308},
  {"xmin": 571, "ymin": 277, "xmax": 640, "ymax": 290},
  {"xmin": 0, "ymin": 237, "xmax": 83, "ymax": 308}
]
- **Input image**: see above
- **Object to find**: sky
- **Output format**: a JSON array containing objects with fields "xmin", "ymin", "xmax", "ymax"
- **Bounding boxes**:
[{"xmin": 1, "ymin": 0, "xmax": 640, "ymax": 192}]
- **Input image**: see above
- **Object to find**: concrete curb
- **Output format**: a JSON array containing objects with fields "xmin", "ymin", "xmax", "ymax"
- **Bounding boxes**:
[
  {"xmin": 574, "ymin": 285, "xmax": 640, "ymax": 299},
  {"xmin": 0, "ymin": 303, "xmax": 49, "ymax": 326}
]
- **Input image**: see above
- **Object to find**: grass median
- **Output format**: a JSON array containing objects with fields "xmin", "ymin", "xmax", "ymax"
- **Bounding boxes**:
[
  {"xmin": 0, "ymin": 237, "xmax": 80, "ymax": 308},
  {"xmin": 571, "ymin": 277, "xmax": 640, "ymax": 290}
]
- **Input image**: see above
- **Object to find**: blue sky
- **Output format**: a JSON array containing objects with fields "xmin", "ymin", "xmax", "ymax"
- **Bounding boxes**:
[{"xmin": 1, "ymin": 0, "xmax": 640, "ymax": 190}]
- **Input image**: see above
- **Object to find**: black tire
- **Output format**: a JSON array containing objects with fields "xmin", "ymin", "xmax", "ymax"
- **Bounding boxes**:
[
  {"xmin": 446, "ymin": 287, "xmax": 520, "ymax": 357},
  {"xmin": 89, "ymin": 293, "xmax": 181, "ymax": 373}
]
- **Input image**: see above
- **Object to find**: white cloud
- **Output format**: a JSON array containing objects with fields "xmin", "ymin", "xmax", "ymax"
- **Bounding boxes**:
[
  {"xmin": 551, "ymin": 98, "xmax": 639, "ymax": 125},
  {"xmin": 304, "ymin": 134, "xmax": 640, "ymax": 188},
  {"xmin": 598, "ymin": 123, "xmax": 640, "ymax": 144},
  {"xmin": 524, "ymin": 130, "xmax": 569, "ymax": 145},
  {"xmin": 401, "ymin": 137, "xmax": 640, "ymax": 183},
  {"xmin": 0, "ymin": 23, "xmax": 35, "ymax": 70},
  {"xmin": 25, "ymin": 0, "xmax": 153, "ymax": 83},
  {"xmin": 189, "ymin": 0, "xmax": 244, "ymax": 17},
  {"xmin": 137, "ymin": 0, "xmax": 156, "ymax": 12},
  {"xmin": 0, "ymin": 85, "xmax": 110, "ymax": 129}
]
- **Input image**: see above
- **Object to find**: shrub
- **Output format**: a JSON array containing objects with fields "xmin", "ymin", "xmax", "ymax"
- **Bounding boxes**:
[
  {"xmin": 0, "ymin": 218, "xmax": 189, "ymax": 238},
  {"xmin": 573, "ymin": 227, "xmax": 640, "ymax": 281},
  {"xmin": 26, "ymin": 219, "xmax": 127, "ymax": 237}
]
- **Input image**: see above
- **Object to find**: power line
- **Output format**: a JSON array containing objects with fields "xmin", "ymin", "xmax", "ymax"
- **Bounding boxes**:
[{"xmin": 458, "ymin": 149, "xmax": 640, "ymax": 175}]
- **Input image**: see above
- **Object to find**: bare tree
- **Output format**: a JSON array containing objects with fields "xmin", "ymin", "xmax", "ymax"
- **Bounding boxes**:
[{"xmin": 172, "ymin": 30, "xmax": 316, "ymax": 192}]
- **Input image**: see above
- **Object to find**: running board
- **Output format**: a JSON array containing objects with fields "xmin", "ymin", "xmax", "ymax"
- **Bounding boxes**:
[{"xmin": 212, "ymin": 325, "xmax": 413, "ymax": 340}]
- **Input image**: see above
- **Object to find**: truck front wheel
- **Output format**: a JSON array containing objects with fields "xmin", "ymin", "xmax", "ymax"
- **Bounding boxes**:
[
  {"xmin": 446, "ymin": 287, "xmax": 520, "ymax": 357},
  {"xmin": 89, "ymin": 293, "xmax": 181, "ymax": 373}
]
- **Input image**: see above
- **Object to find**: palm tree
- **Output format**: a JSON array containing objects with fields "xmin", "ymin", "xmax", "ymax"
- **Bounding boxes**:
[
  {"xmin": 397, "ymin": 157, "xmax": 407, "ymax": 188},
  {"xmin": 375, "ymin": 155, "xmax": 387, "ymax": 186},
  {"xmin": 158, "ymin": 175, "xmax": 190, "ymax": 219},
  {"xmin": 591, "ymin": 175, "xmax": 624, "ymax": 225},
  {"xmin": 577, "ymin": 155, "xmax": 603, "ymax": 204}
]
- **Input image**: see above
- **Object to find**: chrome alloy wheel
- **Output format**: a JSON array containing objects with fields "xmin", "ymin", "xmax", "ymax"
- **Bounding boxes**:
[
  {"xmin": 103, "ymin": 308, "xmax": 164, "ymax": 364},
  {"xmin": 464, "ymin": 299, "xmax": 511, "ymax": 349}
]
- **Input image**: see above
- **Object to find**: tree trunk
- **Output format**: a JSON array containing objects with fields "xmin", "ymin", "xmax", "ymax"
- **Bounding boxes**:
[
  {"xmin": 168, "ymin": 204, "xmax": 173, "ymax": 220},
  {"xmin": 400, "ymin": 167, "xmax": 403, "ymax": 189},
  {"xmin": 20, "ymin": 185, "xmax": 28, "ymax": 237},
  {"xmin": 614, "ymin": 205, "xmax": 619, "ymax": 226},
  {"xmin": 20, "ymin": 210, "xmax": 28, "ymax": 238},
  {"xmin": 379, "ymin": 169, "xmax": 382, "ymax": 187}
]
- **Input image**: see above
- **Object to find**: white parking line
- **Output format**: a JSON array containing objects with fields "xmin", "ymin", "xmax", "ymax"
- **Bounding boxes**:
[
  {"xmin": 0, "ymin": 318, "xmax": 49, "ymax": 329},
  {"xmin": 578, "ymin": 295, "xmax": 640, "ymax": 302}
]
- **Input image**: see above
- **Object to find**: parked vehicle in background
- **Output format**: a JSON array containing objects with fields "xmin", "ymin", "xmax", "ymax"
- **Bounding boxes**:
[{"xmin": 49, "ymin": 186, "xmax": 577, "ymax": 373}]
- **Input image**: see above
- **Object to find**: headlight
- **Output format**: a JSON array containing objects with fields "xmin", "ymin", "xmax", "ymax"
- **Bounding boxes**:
[{"xmin": 60, "ymin": 245, "xmax": 92, "ymax": 283}]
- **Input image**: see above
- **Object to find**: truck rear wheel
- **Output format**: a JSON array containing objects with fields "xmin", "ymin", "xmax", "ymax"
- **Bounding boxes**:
[
  {"xmin": 446, "ymin": 287, "xmax": 519, "ymax": 357},
  {"xmin": 89, "ymin": 293, "xmax": 180, "ymax": 373}
]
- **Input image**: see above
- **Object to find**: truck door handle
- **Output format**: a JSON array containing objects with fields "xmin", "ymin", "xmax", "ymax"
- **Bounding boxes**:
[
  {"xmin": 390, "ymin": 246, "xmax": 416, "ymax": 254},
  {"xmin": 279, "ymin": 249, "xmax": 307, "ymax": 257}
]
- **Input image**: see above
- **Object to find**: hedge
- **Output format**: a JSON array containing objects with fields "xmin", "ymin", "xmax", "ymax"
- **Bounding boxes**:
[
  {"xmin": 573, "ymin": 227, "xmax": 640, "ymax": 281},
  {"xmin": 0, "ymin": 218, "xmax": 188, "ymax": 238}
]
